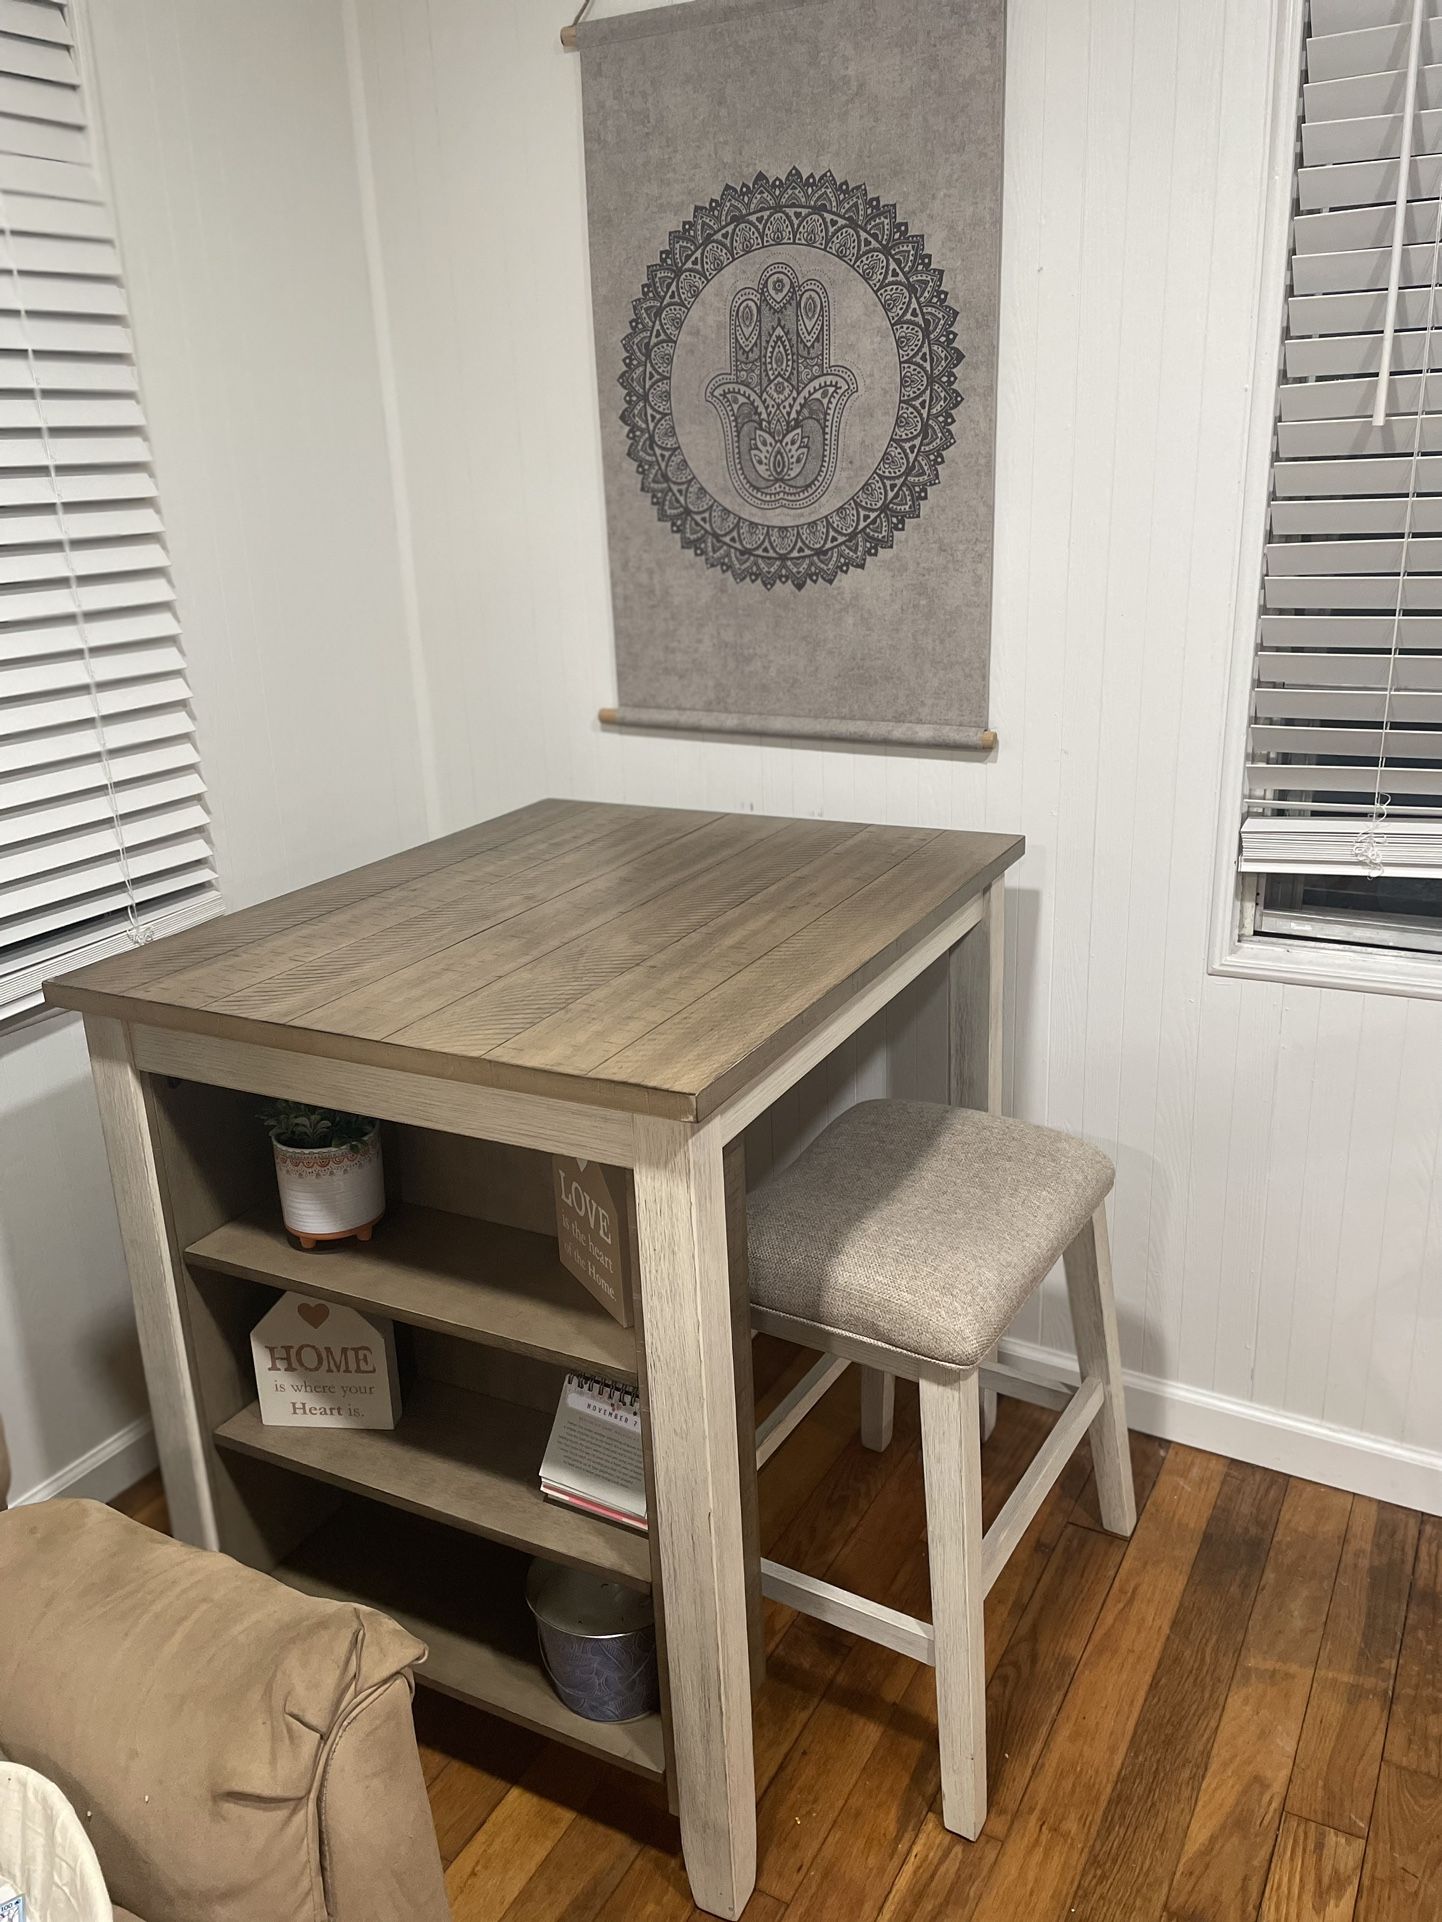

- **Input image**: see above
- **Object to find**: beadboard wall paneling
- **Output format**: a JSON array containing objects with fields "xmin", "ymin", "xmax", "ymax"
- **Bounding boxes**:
[
  {"xmin": 348, "ymin": 0, "xmax": 1442, "ymax": 1484},
  {"xmin": 0, "ymin": 0, "xmax": 428, "ymax": 1504}
]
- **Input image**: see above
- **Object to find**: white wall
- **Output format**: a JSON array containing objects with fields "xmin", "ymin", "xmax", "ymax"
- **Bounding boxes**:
[
  {"xmin": 0, "ymin": 0, "xmax": 427, "ymax": 1502},
  {"xmin": 6, "ymin": 0, "xmax": 1437, "ymax": 1512},
  {"xmin": 348, "ymin": 0, "xmax": 1442, "ymax": 1505}
]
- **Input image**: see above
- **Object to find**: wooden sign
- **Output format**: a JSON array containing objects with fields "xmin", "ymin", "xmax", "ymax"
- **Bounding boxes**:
[
  {"xmin": 250, "ymin": 1295, "xmax": 401, "ymax": 1429},
  {"xmin": 552, "ymin": 1157, "xmax": 633, "ymax": 1327}
]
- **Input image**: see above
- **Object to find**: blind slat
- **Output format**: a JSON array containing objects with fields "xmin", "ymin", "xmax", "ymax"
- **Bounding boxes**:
[
  {"xmin": 1271, "ymin": 495, "xmax": 1442, "ymax": 530},
  {"xmin": 1293, "ymin": 241, "xmax": 1442, "ymax": 294},
  {"xmin": 1263, "ymin": 574, "xmax": 1442, "ymax": 607},
  {"xmin": 1266, "ymin": 534, "xmax": 1442, "ymax": 571},
  {"xmin": 0, "ymin": 31, "xmax": 74, "ymax": 84},
  {"xmin": 0, "ymin": 3, "xmax": 70, "ymax": 48},
  {"xmin": 1297, "ymin": 152, "xmax": 1442, "ymax": 211},
  {"xmin": 0, "ymin": 112, "xmax": 89, "ymax": 166},
  {"xmin": 1275, "ymin": 413, "xmax": 1442, "ymax": 456},
  {"xmin": 1274, "ymin": 452, "xmax": 1442, "ymax": 492},
  {"xmin": 0, "ymin": 605, "xmax": 180, "ymax": 662},
  {"xmin": 1305, "ymin": 64, "xmax": 1442, "ymax": 123},
  {"xmin": 1260, "ymin": 612, "xmax": 1442, "ymax": 645},
  {"xmin": 1278, "ymin": 370, "xmax": 1442, "ymax": 416},
  {"xmin": 1302, "ymin": 106, "xmax": 1442, "ymax": 168},
  {"xmin": 1254, "ymin": 688, "xmax": 1442, "ymax": 720},
  {"xmin": 1246, "ymin": 763, "xmax": 1442, "ymax": 794},
  {"xmin": 1250, "ymin": 722, "xmax": 1442, "ymax": 756},
  {"xmin": 1311, "ymin": 4, "xmax": 1437, "ymax": 39},
  {"xmin": 1289, "ymin": 284, "xmax": 1442, "ymax": 335},
  {"xmin": 1254, "ymin": 649, "xmax": 1442, "ymax": 688},
  {"xmin": 1294, "ymin": 198, "xmax": 1441, "ymax": 252},
  {"xmin": 1308, "ymin": 20, "xmax": 1442, "ymax": 85},
  {"xmin": 0, "ymin": 581, "xmax": 174, "ymax": 629},
  {"xmin": 0, "ymin": 273, "xmax": 127, "ymax": 316},
  {"xmin": 1287, "ymin": 324, "xmax": 1441, "ymax": 374}
]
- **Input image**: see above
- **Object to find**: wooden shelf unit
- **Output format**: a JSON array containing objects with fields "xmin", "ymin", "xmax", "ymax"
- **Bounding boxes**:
[
  {"xmin": 131, "ymin": 1080, "xmax": 668, "ymax": 1785},
  {"xmin": 214, "ymin": 1377, "xmax": 651, "ymax": 1589},
  {"xmin": 277, "ymin": 1502, "xmax": 666, "ymax": 1779}
]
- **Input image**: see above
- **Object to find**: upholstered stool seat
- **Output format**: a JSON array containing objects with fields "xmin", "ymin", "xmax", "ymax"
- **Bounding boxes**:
[
  {"xmin": 749, "ymin": 1101, "xmax": 1115, "ymax": 1370},
  {"xmin": 748, "ymin": 1098, "xmax": 1136, "ymax": 1844}
]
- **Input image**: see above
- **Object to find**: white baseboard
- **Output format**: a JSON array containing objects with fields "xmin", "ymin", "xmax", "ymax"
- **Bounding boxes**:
[
  {"xmin": 1000, "ymin": 1337, "xmax": 1442, "ymax": 1519},
  {"xmin": 12, "ymin": 1416, "xmax": 157, "ymax": 1509}
]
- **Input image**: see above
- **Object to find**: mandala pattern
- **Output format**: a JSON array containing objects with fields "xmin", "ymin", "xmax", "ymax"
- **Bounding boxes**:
[{"xmin": 621, "ymin": 168, "xmax": 963, "ymax": 589}]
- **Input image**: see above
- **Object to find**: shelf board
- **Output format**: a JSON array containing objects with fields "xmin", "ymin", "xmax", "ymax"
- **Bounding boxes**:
[
  {"xmin": 214, "ymin": 1377, "xmax": 651, "ymax": 1590},
  {"xmin": 276, "ymin": 1505, "xmax": 665, "ymax": 1780},
  {"xmin": 186, "ymin": 1202, "xmax": 637, "ymax": 1382}
]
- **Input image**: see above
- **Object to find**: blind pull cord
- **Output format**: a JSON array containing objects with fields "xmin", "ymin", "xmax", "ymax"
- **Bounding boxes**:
[{"xmin": 1373, "ymin": 0, "xmax": 1427, "ymax": 428}]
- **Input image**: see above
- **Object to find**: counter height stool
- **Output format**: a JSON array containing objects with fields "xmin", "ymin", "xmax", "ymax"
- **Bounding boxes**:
[{"xmin": 748, "ymin": 1100, "xmax": 1136, "ymax": 1840}]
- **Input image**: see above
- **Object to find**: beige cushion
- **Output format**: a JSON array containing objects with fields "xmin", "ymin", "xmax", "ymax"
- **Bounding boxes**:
[
  {"xmin": 0, "ymin": 1499, "xmax": 428, "ymax": 1922},
  {"xmin": 748, "ymin": 1101, "xmax": 1114, "ymax": 1369}
]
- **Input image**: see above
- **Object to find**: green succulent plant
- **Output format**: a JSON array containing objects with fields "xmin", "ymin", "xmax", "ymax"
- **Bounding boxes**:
[{"xmin": 260, "ymin": 1101, "xmax": 376, "ymax": 1151}]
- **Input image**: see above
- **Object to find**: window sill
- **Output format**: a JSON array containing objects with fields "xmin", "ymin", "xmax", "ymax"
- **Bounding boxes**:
[{"xmin": 1211, "ymin": 931, "xmax": 1442, "ymax": 1001}]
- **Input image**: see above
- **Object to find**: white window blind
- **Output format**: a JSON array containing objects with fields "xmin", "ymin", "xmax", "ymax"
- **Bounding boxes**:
[
  {"xmin": 0, "ymin": 0, "xmax": 216, "ymax": 1018},
  {"xmin": 1240, "ymin": 0, "xmax": 1442, "ymax": 906}
]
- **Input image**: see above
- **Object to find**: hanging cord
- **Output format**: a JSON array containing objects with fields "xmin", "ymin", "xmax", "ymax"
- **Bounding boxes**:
[
  {"xmin": 560, "ymin": 0, "xmax": 594, "ymax": 48},
  {"xmin": 1353, "ymin": 183, "xmax": 1442, "ymax": 876},
  {"xmin": 1, "ymin": 187, "xmax": 147, "ymax": 946}
]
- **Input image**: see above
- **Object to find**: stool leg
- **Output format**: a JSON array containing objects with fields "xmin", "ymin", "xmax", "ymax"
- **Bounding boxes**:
[
  {"xmin": 860, "ymin": 1367, "xmax": 894, "ymax": 1451},
  {"xmin": 1062, "ymin": 1202, "xmax": 1137, "ymax": 1537},
  {"xmin": 920, "ymin": 1370, "xmax": 987, "ymax": 1839}
]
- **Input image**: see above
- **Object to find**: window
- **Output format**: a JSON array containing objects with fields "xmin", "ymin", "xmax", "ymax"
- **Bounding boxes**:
[
  {"xmin": 1220, "ymin": 0, "xmax": 1442, "ymax": 992},
  {"xmin": 0, "ymin": 0, "xmax": 216, "ymax": 1020}
]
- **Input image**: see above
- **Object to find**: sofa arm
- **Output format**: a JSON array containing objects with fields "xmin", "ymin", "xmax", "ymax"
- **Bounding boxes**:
[
  {"xmin": 317, "ymin": 1674, "xmax": 449, "ymax": 1922},
  {"xmin": 0, "ymin": 1499, "xmax": 448, "ymax": 1922}
]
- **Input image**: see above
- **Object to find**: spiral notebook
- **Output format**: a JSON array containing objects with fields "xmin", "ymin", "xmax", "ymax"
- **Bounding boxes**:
[{"xmin": 539, "ymin": 1372, "xmax": 647, "ymax": 1534}]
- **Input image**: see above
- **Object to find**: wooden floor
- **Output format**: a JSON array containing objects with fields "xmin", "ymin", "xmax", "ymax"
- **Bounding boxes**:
[{"xmin": 114, "ymin": 1342, "xmax": 1441, "ymax": 1922}]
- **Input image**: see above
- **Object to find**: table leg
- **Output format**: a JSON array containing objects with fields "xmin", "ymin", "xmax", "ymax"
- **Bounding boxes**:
[
  {"xmin": 84, "ymin": 1015, "xmax": 218, "ymax": 1549},
  {"xmin": 723, "ymin": 1135, "xmax": 765, "ymax": 1691},
  {"xmin": 633, "ymin": 1114, "xmax": 757, "ymax": 1921},
  {"xmin": 948, "ymin": 880, "xmax": 1006, "ymax": 1439}
]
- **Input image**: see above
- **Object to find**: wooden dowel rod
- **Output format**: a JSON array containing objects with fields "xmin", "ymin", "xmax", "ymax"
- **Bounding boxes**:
[
  {"xmin": 596, "ymin": 711, "xmax": 992, "ymax": 745},
  {"xmin": 560, "ymin": 23, "xmax": 578, "ymax": 47}
]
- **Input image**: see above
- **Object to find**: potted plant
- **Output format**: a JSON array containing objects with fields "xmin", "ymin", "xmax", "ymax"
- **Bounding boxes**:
[{"xmin": 260, "ymin": 1101, "xmax": 384, "ymax": 1249}]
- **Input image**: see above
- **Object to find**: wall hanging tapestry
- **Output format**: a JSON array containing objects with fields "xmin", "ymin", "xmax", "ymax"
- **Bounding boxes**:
[{"xmin": 575, "ymin": 0, "xmax": 1005, "ymax": 750}]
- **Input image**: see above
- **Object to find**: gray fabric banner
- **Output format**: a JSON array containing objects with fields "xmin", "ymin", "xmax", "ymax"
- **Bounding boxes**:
[{"xmin": 577, "ymin": 0, "xmax": 1004, "ymax": 750}]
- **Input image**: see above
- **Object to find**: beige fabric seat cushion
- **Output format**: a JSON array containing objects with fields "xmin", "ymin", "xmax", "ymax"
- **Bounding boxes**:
[
  {"xmin": 0, "ymin": 1499, "xmax": 427, "ymax": 1922},
  {"xmin": 748, "ymin": 1101, "xmax": 1114, "ymax": 1370}
]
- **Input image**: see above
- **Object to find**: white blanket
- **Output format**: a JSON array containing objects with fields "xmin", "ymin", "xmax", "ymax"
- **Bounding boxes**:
[{"xmin": 0, "ymin": 1765, "xmax": 110, "ymax": 1922}]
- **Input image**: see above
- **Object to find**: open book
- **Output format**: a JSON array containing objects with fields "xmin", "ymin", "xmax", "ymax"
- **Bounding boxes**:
[{"xmin": 539, "ymin": 1373, "xmax": 647, "ymax": 1534}]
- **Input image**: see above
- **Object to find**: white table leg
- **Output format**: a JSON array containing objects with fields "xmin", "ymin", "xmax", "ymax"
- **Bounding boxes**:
[
  {"xmin": 948, "ymin": 879, "xmax": 1006, "ymax": 1440},
  {"xmin": 633, "ymin": 1114, "xmax": 757, "ymax": 1921},
  {"xmin": 83, "ymin": 1015, "xmax": 217, "ymax": 1549}
]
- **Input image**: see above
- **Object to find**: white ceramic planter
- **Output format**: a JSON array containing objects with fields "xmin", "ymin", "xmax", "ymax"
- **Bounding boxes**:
[{"xmin": 272, "ymin": 1127, "xmax": 384, "ymax": 1248}]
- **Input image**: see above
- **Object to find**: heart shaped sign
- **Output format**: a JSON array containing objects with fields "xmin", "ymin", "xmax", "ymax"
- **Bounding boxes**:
[{"xmin": 297, "ymin": 1301, "xmax": 330, "ymax": 1329}]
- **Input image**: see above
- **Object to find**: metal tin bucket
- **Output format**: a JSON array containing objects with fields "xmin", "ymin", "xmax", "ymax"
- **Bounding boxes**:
[{"xmin": 525, "ymin": 1559, "xmax": 658, "ymax": 1724}]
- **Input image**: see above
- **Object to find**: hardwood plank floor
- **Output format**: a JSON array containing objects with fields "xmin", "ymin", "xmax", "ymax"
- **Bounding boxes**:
[{"xmin": 113, "ymin": 1384, "xmax": 1440, "ymax": 1922}]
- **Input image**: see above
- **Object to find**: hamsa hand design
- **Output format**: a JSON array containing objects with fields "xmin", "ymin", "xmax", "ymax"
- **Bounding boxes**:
[{"xmin": 705, "ymin": 260, "xmax": 858, "ymax": 514}]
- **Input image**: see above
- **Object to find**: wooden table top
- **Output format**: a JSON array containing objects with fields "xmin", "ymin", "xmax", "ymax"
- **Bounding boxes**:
[{"xmin": 45, "ymin": 799, "xmax": 1023, "ymax": 1119}]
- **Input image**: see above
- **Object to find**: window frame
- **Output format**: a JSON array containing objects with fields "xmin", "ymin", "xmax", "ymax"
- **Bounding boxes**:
[{"xmin": 1209, "ymin": 0, "xmax": 1442, "ymax": 1002}]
